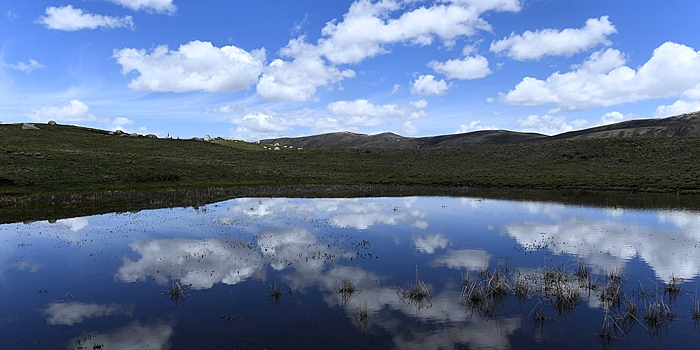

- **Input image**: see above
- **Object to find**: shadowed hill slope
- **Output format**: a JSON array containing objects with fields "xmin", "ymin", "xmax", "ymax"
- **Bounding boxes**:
[{"xmin": 261, "ymin": 111, "xmax": 700, "ymax": 149}]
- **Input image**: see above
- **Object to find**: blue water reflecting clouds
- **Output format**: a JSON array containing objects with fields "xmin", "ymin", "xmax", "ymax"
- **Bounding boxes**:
[{"xmin": 2, "ymin": 196, "xmax": 700, "ymax": 349}]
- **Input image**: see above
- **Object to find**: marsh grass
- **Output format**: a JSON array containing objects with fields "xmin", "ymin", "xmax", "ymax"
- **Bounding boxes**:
[
  {"xmin": 268, "ymin": 279, "xmax": 289, "ymax": 306},
  {"xmin": 398, "ymin": 266, "xmax": 432, "ymax": 311},
  {"xmin": 165, "ymin": 281, "xmax": 187, "ymax": 306},
  {"xmin": 643, "ymin": 296, "xmax": 677, "ymax": 338},
  {"xmin": 663, "ymin": 273, "xmax": 685, "ymax": 303}
]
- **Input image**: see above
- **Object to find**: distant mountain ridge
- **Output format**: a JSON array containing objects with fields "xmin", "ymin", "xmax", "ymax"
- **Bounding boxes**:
[{"xmin": 261, "ymin": 111, "xmax": 700, "ymax": 149}]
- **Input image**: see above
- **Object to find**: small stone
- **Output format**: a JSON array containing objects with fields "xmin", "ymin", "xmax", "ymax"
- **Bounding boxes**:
[
  {"xmin": 22, "ymin": 123, "xmax": 40, "ymax": 130},
  {"xmin": 48, "ymin": 120, "xmax": 57, "ymax": 125}
]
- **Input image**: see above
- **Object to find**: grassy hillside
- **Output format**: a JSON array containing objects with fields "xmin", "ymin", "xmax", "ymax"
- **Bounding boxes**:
[{"xmin": 2, "ymin": 122, "xmax": 700, "ymax": 196}]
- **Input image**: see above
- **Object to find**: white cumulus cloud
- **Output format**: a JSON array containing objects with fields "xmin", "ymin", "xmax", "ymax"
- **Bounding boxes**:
[
  {"xmin": 490, "ymin": 16, "xmax": 616, "ymax": 60},
  {"xmin": 457, "ymin": 120, "xmax": 497, "ymax": 133},
  {"xmin": 109, "ymin": 0, "xmax": 177, "ymax": 14},
  {"xmin": 256, "ymin": 52, "xmax": 355, "ymax": 102},
  {"xmin": 327, "ymin": 99, "xmax": 428, "ymax": 120},
  {"xmin": 36, "ymin": 5, "xmax": 134, "ymax": 31},
  {"xmin": 114, "ymin": 41, "xmax": 265, "ymax": 93},
  {"xmin": 654, "ymin": 100, "xmax": 700, "ymax": 118},
  {"xmin": 501, "ymin": 43, "xmax": 700, "ymax": 110},
  {"xmin": 429, "ymin": 55, "xmax": 491, "ymax": 80},
  {"xmin": 403, "ymin": 121, "xmax": 419, "ymax": 135},
  {"xmin": 230, "ymin": 112, "xmax": 294, "ymax": 140},
  {"xmin": 24, "ymin": 100, "xmax": 107, "ymax": 123},
  {"xmin": 513, "ymin": 114, "xmax": 587, "ymax": 135},
  {"xmin": 411, "ymin": 74, "xmax": 451, "ymax": 95}
]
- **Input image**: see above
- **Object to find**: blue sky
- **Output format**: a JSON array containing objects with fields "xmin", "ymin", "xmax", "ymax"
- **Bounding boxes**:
[{"xmin": 2, "ymin": 0, "xmax": 700, "ymax": 140}]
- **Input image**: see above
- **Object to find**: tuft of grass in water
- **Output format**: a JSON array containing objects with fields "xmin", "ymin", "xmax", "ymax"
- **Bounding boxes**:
[
  {"xmin": 643, "ymin": 296, "xmax": 677, "ymax": 338},
  {"xmin": 165, "ymin": 281, "xmax": 187, "ymax": 306},
  {"xmin": 663, "ymin": 273, "xmax": 685, "ymax": 303},
  {"xmin": 268, "ymin": 279, "xmax": 288, "ymax": 306},
  {"xmin": 336, "ymin": 278, "xmax": 360, "ymax": 305},
  {"xmin": 398, "ymin": 266, "xmax": 432, "ymax": 311}
]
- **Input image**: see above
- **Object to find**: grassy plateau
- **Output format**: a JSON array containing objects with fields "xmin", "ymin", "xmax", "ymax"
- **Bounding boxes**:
[{"xmin": 2, "ymin": 122, "xmax": 700, "ymax": 222}]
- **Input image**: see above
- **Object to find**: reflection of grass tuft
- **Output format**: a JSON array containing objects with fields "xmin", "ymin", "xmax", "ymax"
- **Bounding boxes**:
[{"xmin": 336, "ymin": 278, "xmax": 360, "ymax": 305}]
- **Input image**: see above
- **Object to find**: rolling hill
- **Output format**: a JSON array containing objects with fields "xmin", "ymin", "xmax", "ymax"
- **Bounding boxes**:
[{"xmin": 261, "ymin": 111, "xmax": 700, "ymax": 149}]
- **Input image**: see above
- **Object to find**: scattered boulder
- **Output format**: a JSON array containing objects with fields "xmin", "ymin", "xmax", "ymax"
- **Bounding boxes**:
[
  {"xmin": 146, "ymin": 134, "xmax": 158, "ymax": 139},
  {"xmin": 48, "ymin": 120, "xmax": 57, "ymax": 125},
  {"xmin": 129, "ymin": 133, "xmax": 139, "ymax": 137},
  {"xmin": 274, "ymin": 147, "xmax": 280, "ymax": 151},
  {"xmin": 22, "ymin": 123, "xmax": 40, "ymax": 130},
  {"xmin": 109, "ymin": 131, "xmax": 115, "ymax": 135},
  {"xmin": 255, "ymin": 140, "xmax": 261, "ymax": 144},
  {"xmin": 204, "ymin": 134, "xmax": 212, "ymax": 142},
  {"xmin": 191, "ymin": 137, "xmax": 202, "ymax": 141}
]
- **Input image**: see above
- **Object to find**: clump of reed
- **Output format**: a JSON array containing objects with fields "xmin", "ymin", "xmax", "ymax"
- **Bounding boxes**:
[
  {"xmin": 165, "ymin": 280, "xmax": 187, "ymax": 306},
  {"xmin": 336, "ymin": 277, "xmax": 360, "ymax": 305},
  {"xmin": 643, "ymin": 297, "xmax": 677, "ymax": 338},
  {"xmin": 461, "ymin": 267, "xmax": 514, "ymax": 318},
  {"xmin": 398, "ymin": 266, "xmax": 432, "ymax": 311},
  {"xmin": 268, "ymin": 279, "xmax": 289, "ymax": 306},
  {"xmin": 663, "ymin": 273, "xmax": 685, "ymax": 303}
]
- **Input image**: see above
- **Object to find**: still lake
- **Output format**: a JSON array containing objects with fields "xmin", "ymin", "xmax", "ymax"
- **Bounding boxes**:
[{"xmin": 2, "ymin": 196, "xmax": 700, "ymax": 349}]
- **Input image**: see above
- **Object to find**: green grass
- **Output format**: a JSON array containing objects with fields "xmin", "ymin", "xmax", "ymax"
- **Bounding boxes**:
[{"xmin": 2, "ymin": 122, "xmax": 700, "ymax": 222}]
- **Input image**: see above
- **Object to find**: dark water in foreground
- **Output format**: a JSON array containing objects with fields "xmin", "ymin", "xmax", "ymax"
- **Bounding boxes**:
[{"xmin": 2, "ymin": 197, "xmax": 700, "ymax": 349}]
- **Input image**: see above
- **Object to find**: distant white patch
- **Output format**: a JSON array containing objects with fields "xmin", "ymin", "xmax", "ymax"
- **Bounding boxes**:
[
  {"xmin": 36, "ymin": 5, "xmax": 134, "ymax": 31},
  {"xmin": 457, "ymin": 120, "xmax": 497, "ymax": 133},
  {"xmin": 654, "ymin": 100, "xmax": 700, "ymax": 118},
  {"xmin": 45, "ymin": 302, "xmax": 133, "ymax": 326},
  {"xmin": 413, "ymin": 234, "xmax": 449, "ymax": 254},
  {"xmin": 4, "ymin": 59, "xmax": 45, "ymax": 73},
  {"xmin": 109, "ymin": 0, "xmax": 177, "ymax": 14}
]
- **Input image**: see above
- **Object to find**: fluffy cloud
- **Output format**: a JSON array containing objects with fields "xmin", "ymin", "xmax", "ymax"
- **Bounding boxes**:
[
  {"xmin": 327, "ymin": 99, "xmax": 428, "ymax": 120},
  {"xmin": 24, "ymin": 100, "xmax": 107, "ymax": 123},
  {"xmin": 490, "ymin": 16, "xmax": 616, "ymax": 60},
  {"xmin": 230, "ymin": 112, "xmax": 294, "ymax": 139},
  {"xmin": 308, "ymin": 0, "xmax": 521, "ymax": 65},
  {"xmin": 428, "ymin": 55, "xmax": 491, "ymax": 80},
  {"xmin": 501, "ymin": 43, "xmax": 700, "ymax": 110},
  {"xmin": 513, "ymin": 114, "xmax": 587, "ymax": 135},
  {"xmin": 114, "ymin": 41, "xmax": 265, "ymax": 93},
  {"xmin": 411, "ymin": 74, "xmax": 451, "ymax": 95},
  {"xmin": 456, "ymin": 120, "xmax": 497, "ymax": 133},
  {"xmin": 109, "ymin": 0, "xmax": 177, "ymax": 14},
  {"xmin": 256, "ymin": 52, "xmax": 355, "ymax": 102},
  {"xmin": 654, "ymin": 100, "xmax": 700, "ymax": 118},
  {"xmin": 261, "ymin": 0, "xmax": 520, "ymax": 101},
  {"xmin": 403, "ymin": 121, "xmax": 419, "ymax": 135},
  {"xmin": 599, "ymin": 111, "xmax": 625, "ymax": 125},
  {"xmin": 36, "ymin": 5, "xmax": 134, "ymax": 31},
  {"xmin": 3, "ymin": 59, "xmax": 45, "ymax": 73}
]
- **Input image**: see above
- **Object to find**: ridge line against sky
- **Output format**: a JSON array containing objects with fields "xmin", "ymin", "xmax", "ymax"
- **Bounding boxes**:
[{"xmin": 1, "ymin": 0, "xmax": 700, "ymax": 140}]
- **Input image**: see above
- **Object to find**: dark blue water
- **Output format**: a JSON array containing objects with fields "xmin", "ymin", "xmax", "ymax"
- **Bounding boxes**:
[{"xmin": 2, "ymin": 197, "xmax": 700, "ymax": 349}]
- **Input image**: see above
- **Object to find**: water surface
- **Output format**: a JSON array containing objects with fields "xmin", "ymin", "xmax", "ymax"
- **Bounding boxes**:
[{"xmin": 2, "ymin": 197, "xmax": 700, "ymax": 349}]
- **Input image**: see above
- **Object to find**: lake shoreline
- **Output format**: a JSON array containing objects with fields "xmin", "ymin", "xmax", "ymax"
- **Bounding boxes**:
[{"xmin": 4, "ymin": 184, "xmax": 700, "ymax": 225}]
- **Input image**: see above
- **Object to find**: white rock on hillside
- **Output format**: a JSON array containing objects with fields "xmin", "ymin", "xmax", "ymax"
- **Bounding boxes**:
[{"xmin": 22, "ymin": 123, "xmax": 40, "ymax": 130}]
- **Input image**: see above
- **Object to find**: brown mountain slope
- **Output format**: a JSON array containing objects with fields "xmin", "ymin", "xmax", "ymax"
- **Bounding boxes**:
[{"xmin": 261, "ymin": 111, "xmax": 700, "ymax": 149}]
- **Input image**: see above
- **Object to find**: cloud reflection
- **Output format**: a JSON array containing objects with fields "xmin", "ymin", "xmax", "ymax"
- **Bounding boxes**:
[
  {"xmin": 413, "ymin": 234, "xmax": 449, "ymax": 254},
  {"xmin": 117, "ymin": 239, "xmax": 263, "ymax": 289},
  {"xmin": 68, "ymin": 321, "xmax": 174, "ymax": 350},
  {"xmin": 506, "ymin": 214, "xmax": 700, "ymax": 280},
  {"xmin": 44, "ymin": 302, "xmax": 133, "ymax": 326},
  {"xmin": 432, "ymin": 249, "xmax": 491, "ymax": 271}
]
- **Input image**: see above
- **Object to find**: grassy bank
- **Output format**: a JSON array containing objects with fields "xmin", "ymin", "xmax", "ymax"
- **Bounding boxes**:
[{"xmin": 2, "ymin": 122, "xmax": 700, "ymax": 221}]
